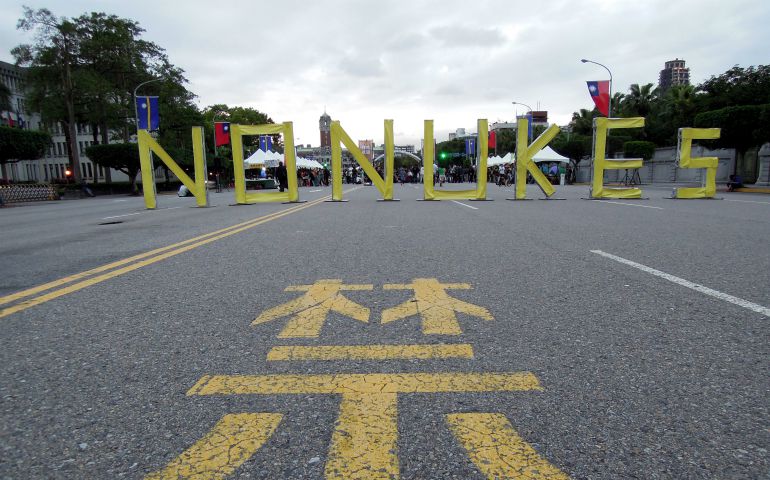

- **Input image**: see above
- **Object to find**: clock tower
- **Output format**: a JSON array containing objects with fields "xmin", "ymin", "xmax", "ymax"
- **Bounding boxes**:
[{"xmin": 319, "ymin": 110, "xmax": 331, "ymax": 149}]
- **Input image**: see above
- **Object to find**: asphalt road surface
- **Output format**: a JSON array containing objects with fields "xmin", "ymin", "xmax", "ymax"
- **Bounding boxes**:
[{"xmin": 1, "ymin": 183, "xmax": 768, "ymax": 479}]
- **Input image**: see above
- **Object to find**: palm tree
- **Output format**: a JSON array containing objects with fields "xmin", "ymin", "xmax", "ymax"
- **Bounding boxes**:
[
  {"xmin": 571, "ymin": 108, "xmax": 596, "ymax": 135},
  {"xmin": 611, "ymin": 92, "xmax": 625, "ymax": 117},
  {"xmin": 622, "ymin": 83, "xmax": 658, "ymax": 117}
]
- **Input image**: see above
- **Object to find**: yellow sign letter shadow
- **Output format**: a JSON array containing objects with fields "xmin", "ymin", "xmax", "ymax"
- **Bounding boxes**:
[
  {"xmin": 330, "ymin": 120, "xmax": 394, "ymax": 201},
  {"xmin": 423, "ymin": 119, "xmax": 488, "ymax": 200},
  {"xmin": 512, "ymin": 117, "xmax": 561, "ymax": 200},
  {"xmin": 673, "ymin": 128, "xmax": 721, "ymax": 199},
  {"xmin": 231, "ymin": 122, "xmax": 299, "ymax": 204},
  {"xmin": 590, "ymin": 117, "xmax": 645, "ymax": 199},
  {"xmin": 138, "ymin": 128, "xmax": 208, "ymax": 209}
]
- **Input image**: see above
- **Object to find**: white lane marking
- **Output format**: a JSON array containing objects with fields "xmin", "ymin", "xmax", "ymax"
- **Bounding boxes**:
[
  {"xmin": 451, "ymin": 200, "xmax": 478, "ymax": 210},
  {"xmin": 594, "ymin": 200, "xmax": 663, "ymax": 210},
  {"xmin": 101, "ymin": 212, "xmax": 142, "ymax": 220},
  {"xmin": 112, "ymin": 199, "xmax": 128, "ymax": 203},
  {"xmin": 725, "ymin": 199, "xmax": 770, "ymax": 205},
  {"xmin": 591, "ymin": 250, "xmax": 770, "ymax": 318},
  {"xmin": 309, "ymin": 189, "xmax": 322, "ymax": 193},
  {"xmin": 101, "ymin": 206, "xmax": 181, "ymax": 220}
]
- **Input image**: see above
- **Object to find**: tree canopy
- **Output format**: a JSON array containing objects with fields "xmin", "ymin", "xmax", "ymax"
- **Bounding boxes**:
[{"xmin": 0, "ymin": 126, "xmax": 51, "ymax": 163}]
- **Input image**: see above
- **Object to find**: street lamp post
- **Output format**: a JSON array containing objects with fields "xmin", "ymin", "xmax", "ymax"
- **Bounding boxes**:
[
  {"xmin": 512, "ymin": 101, "xmax": 533, "ymax": 142},
  {"xmin": 581, "ymin": 59, "xmax": 613, "ymax": 117},
  {"xmin": 133, "ymin": 77, "xmax": 163, "ymax": 133}
]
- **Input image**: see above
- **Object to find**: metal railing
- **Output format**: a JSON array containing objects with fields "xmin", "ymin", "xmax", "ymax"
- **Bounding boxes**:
[{"xmin": 0, "ymin": 183, "xmax": 59, "ymax": 205}]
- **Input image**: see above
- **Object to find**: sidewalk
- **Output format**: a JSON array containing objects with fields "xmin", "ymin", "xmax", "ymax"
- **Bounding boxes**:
[{"xmin": 573, "ymin": 182, "xmax": 770, "ymax": 194}]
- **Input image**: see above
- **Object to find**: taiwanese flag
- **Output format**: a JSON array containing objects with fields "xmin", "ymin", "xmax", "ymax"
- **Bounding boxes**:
[
  {"xmin": 215, "ymin": 122, "xmax": 230, "ymax": 146},
  {"xmin": 488, "ymin": 130, "xmax": 496, "ymax": 149},
  {"xmin": 586, "ymin": 80, "xmax": 610, "ymax": 117}
]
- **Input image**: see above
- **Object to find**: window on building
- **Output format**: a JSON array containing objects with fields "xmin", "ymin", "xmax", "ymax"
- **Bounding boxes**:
[{"xmin": 87, "ymin": 163, "xmax": 93, "ymax": 178}]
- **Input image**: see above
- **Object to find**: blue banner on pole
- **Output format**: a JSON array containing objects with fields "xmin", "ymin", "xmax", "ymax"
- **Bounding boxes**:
[
  {"xmin": 135, "ymin": 96, "xmax": 159, "ymax": 131},
  {"xmin": 465, "ymin": 138, "xmax": 476, "ymax": 155},
  {"xmin": 527, "ymin": 113, "xmax": 533, "ymax": 139},
  {"xmin": 259, "ymin": 135, "xmax": 273, "ymax": 152}
]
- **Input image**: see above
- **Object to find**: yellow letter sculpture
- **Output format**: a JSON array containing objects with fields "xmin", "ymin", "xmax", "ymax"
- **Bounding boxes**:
[
  {"xmin": 590, "ymin": 117, "xmax": 645, "ymax": 199},
  {"xmin": 512, "ymin": 117, "xmax": 561, "ymax": 200},
  {"xmin": 331, "ymin": 120, "xmax": 394, "ymax": 201},
  {"xmin": 673, "ymin": 128, "xmax": 721, "ymax": 199},
  {"xmin": 423, "ymin": 119, "xmax": 488, "ymax": 200},
  {"xmin": 138, "ymin": 127, "xmax": 208, "ymax": 209},
  {"xmin": 231, "ymin": 123, "xmax": 299, "ymax": 204}
]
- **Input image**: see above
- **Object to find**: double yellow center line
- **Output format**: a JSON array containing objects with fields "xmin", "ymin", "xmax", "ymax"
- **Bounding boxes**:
[{"xmin": 0, "ymin": 193, "xmax": 337, "ymax": 319}]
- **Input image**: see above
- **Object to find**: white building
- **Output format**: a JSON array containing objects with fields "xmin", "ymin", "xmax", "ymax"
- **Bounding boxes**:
[{"xmin": 1, "ymin": 59, "xmax": 166, "ymax": 184}]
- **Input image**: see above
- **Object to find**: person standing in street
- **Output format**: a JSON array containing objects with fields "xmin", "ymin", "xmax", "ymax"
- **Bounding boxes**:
[{"xmin": 276, "ymin": 161, "xmax": 288, "ymax": 192}]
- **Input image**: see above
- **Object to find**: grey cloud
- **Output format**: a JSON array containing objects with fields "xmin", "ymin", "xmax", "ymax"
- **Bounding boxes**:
[
  {"xmin": 429, "ymin": 25, "xmax": 505, "ymax": 47},
  {"xmin": 339, "ymin": 55, "xmax": 385, "ymax": 77}
]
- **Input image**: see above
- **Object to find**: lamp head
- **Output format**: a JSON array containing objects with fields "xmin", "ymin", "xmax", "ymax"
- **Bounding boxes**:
[{"xmin": 580, "ymin": 59, "xmax": 588, "ymax": 63}]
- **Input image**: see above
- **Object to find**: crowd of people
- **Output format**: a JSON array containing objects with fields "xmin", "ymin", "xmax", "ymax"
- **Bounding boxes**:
[{"xmin": 250, "ymin": 161, "xmax": 568, "ymax": 192}]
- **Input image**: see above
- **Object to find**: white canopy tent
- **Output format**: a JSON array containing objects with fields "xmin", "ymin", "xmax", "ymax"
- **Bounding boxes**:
[
  {"xmin": 531, "ymin": 146, "xmax": 570, "ymax": 164},
  {"xmin": 488, "ymin": 152, "xmax": 514, "ymax": 166},
  {"xmin": 244, "ymin": 150, "xmax": 324, "ymax": 169}
]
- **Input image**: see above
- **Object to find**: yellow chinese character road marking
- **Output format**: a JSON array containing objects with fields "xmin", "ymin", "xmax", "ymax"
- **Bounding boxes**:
[
  {"xmin": 252, "ymin": 279, "xmax": 373, "ymax": 337},
  {"xmin": 447, "ymin": 413, "xmax": 569, "ymax": 480},
  {"xmin": 325, "ymin": 392, "xmax": 399, "ymax": 479},
  {"xmin": 266, "ymin": 344, "xmax": 474, "ymax": 361},
  {"xmin": 382, "ymin": 278, "xmax": 493, "ymax": 334},
  {"xmin": 188, "ymin": 372, "xmax": 540, "ymax": 479},
  {"xmin": 145, "ymin": 413, "xmax": 282, "ymax": 480},
  {"xmin": 188, "ymin": 372, "xmax": 540, "ymax": 396}
]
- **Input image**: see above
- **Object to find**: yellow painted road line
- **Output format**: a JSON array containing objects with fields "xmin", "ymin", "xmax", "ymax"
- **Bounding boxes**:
[
  {"xmin": 145, "ymin": 413, "xmax": 283, "ymax": 480},
  {"xmin": 446, "ymin": 413, "xmax": 570, "ymax": 480},
  {"xmin": 0, "ymin": 193, "xmax": 342, "ymax": 319},
  {"xmin": 266, "ymin": 344, "xmax": 475, "ymax": 361},
  {"xmin": 187, "ymin": 372, "xmax": 542, "ymax": 396},
  {"xmin": 253, "ymin": 279, "xmax": 374, "ymax": 338},
  {"xmin": 0, "ymin": 199, "xmax": 320, "ymax": 308},
  {"xmin": 325, "ymin": 392, "xmax": 399, "ymax": 479},
  {"xmin": 0, "ymin": 201, "xmax": 321, "ymax": 308}
]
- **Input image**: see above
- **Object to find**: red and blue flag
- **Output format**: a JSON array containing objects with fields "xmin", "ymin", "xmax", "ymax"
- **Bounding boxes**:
[
  {"xmin": 586, "ymin": 80, "xmax": 610, "ymax": 117},
  {"xmin": 215, "ymin": 122, "xmax": 230, "ymax": 146}
]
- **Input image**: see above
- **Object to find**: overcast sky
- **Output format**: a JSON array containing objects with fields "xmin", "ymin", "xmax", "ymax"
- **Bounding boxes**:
[{"xmin": 2, "ymin": 0, "xmax": 768, "ymax": 148}]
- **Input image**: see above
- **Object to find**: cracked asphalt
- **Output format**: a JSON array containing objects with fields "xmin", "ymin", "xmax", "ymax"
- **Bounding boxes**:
[{"xmin": 0, "ymin": 183, "xmax": 768, "ymax": 479}]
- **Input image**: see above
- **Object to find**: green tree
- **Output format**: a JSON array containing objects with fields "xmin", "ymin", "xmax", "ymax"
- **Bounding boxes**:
[
  {"xmin": 571, "ymin": 108, "xmax": 598, "ymax": 136},
  {"xmin": 620, "ymin": 83, "xmax": 658, "ymax": 118},
  {"xmin": 13, "ymin": 7, "xmax": 84, "ymax": 182},
  {"xmin": 623, "ymin": 141, "xmax": 656, "ymax": 161},
  {"xmin": 0, "ymin": 126, "xmax": 51, "ymax": 179},
  {"xmin": 695, "ymin": 104, "xmax": 770, "ymax": 177},
  {"xmin": 85, "ymin": 143, "xmax": 140, "ymax": 193},
  {"xmin": 696, "ymin": 65, "xmax": 770, "ymax": 111},
  {"xmin": 74, "ymin": 12, "xmax": 167, "ymax": 145}
]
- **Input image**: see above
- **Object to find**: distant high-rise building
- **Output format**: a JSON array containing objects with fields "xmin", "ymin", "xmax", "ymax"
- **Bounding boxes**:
[
  {"xmin": 659, "ymin": 59, "xmax": 690, "ymax": 91},
  {"xmin": 319, "ymin": 111, "xmax": 331, "ymax": 148}
]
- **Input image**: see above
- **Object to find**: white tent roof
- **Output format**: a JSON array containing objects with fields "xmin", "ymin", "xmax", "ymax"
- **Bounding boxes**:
[
  {"xmin": 532, "ymin": 146, "xmax": 570, "ymax": 163},
  {"xmin": 488, "ymin": 152, "xmax": 514, "ymax": 166}
]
